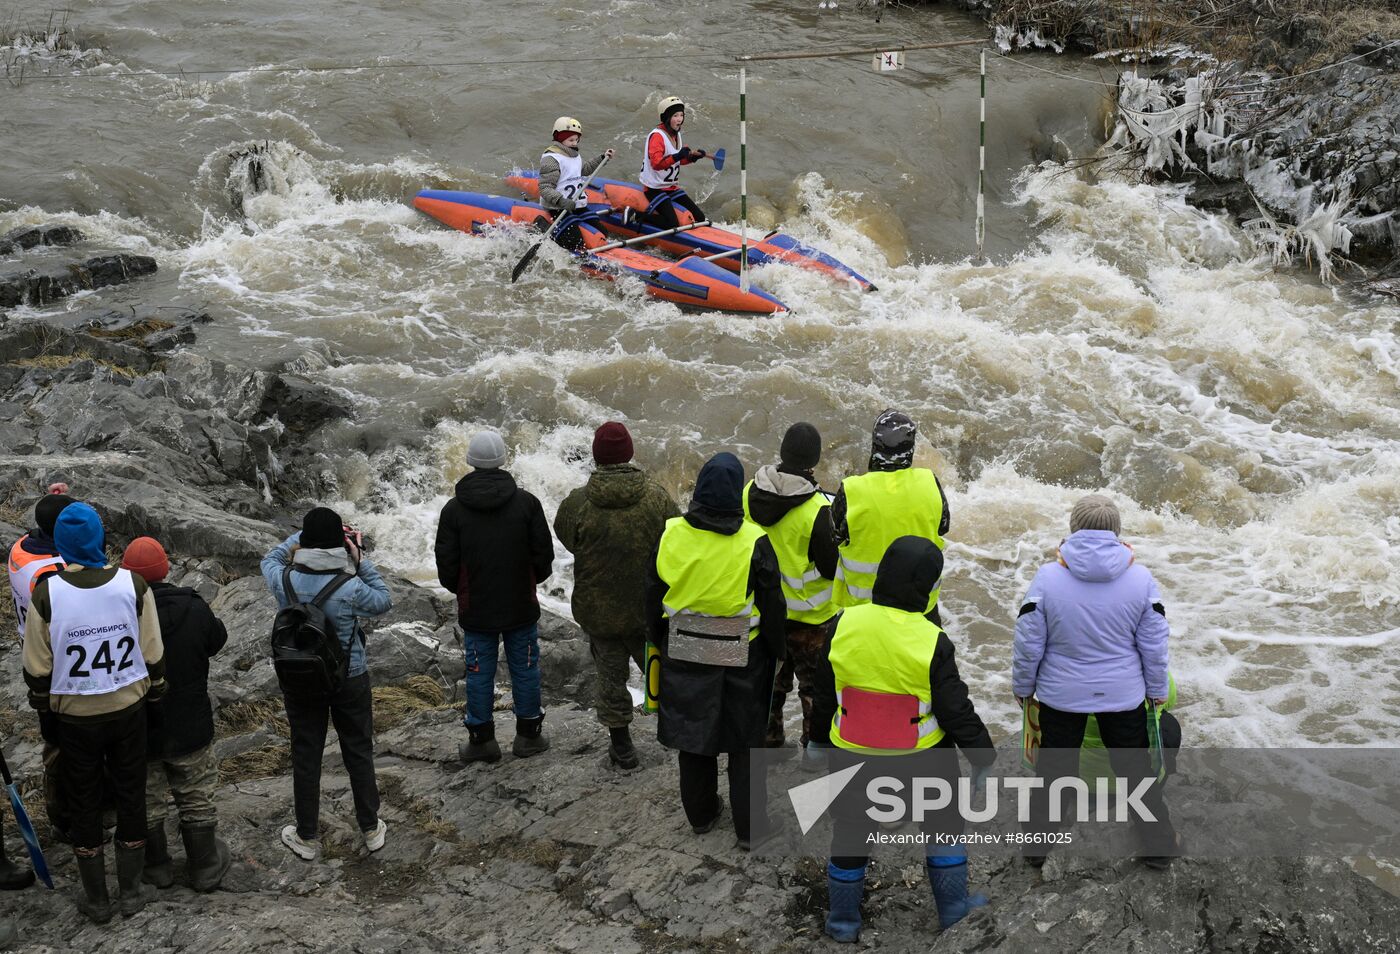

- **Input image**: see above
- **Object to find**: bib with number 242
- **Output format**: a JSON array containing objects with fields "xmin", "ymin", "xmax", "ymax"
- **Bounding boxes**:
[{"xmin": 47, "ymin": 569, "xmax": 149, "ymax": 696}]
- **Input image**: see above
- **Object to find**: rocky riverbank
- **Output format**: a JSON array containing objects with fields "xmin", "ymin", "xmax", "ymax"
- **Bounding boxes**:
[
  {"xmin": 3, "ymin": 233, "xmax": 1400, "ymax": 951},
  {"xmin": 954, "ymin": 0, "xmax": 1400, "ymax": 293}
]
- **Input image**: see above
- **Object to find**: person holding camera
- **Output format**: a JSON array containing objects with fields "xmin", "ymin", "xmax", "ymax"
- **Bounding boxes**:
[{"xmin": 261, "ymin": 507, "xmax": 392, "ymax": 862}]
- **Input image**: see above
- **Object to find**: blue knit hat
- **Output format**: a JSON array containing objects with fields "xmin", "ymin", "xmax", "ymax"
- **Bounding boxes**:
[{"xmin": 53, "ymin": 502, "xmax": 107, "ymax": 567}]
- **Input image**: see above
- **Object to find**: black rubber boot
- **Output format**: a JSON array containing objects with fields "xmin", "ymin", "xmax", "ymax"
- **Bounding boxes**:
[
  {"xmin": 607, "ymin": 726, "xmax": 639, "ymax": 770},
  {"xmin": 512, "ymin": 715, "xmax": 550, "ymax": 758},
  {"xmin": 142, "ymin": 826, "xmax": 174, "ymax": 889},
  {"xmin": 0, "ymin": 825, "xmax": 35, "ymax": 890},
  {"xmin": 458, "ymin": 723, "xmax": 502, "ymax": 764},
  {"xmin": 115, "ymin": 843, "xmax": 156, "ymax": 917},
  {"xmin": 74, "ymin": 850, "xmax": 113, "ymax": 924},
  {"xmin": 180, "ymin": 823, "xmax": 231, "ymax": 893}
]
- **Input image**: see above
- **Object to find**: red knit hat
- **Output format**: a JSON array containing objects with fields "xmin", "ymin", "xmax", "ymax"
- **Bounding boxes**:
[
  {"xmin": 592, "ymin": 422, "xmax": 634, "ymax": 466},
  {"xmin": 122, "ymin": 536, "xmax": 169, "ymax": 583}
]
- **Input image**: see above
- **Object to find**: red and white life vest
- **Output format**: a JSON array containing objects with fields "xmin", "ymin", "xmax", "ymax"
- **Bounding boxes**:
[
  {"xmin": 640, "ymin": 127, "xmax": 683, "ymax": 190},
  {"xmin": 47, "ymin": 568, "xmax": 149, "ymax": 696}
]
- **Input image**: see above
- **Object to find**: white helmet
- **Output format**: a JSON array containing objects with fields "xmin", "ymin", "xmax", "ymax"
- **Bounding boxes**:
[
  {"xmin": 658, "ymin": 96, "xmax": 685, "ymax": 123},
  {"xmin": 552, "ymin": 116, "xmax": 583, "ymax": 137}
]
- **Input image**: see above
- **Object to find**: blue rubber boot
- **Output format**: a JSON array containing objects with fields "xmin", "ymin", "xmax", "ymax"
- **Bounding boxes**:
[
  {"xmin": 825, "ymin": 862, "xmax": 866, "ymax": 943},
  {"xmin": 927, "ymin": 854, "xmax": 989, "ymax": 930}
]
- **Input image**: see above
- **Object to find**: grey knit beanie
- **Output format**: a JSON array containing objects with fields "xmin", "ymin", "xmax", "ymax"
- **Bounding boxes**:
[
  {"xmin": 467, "ymin": 430, "xmax": 508, "ymax": 470},
  {"xmin": 1070, "ymin": 494, "xmax": 1121, "ymax": 535}
]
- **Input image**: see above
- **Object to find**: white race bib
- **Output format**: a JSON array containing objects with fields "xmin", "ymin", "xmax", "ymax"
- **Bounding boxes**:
[
  {"xmin": 544, "ymin": 150, "xmax": 588, "ymax": 210},
  {"xmin": 48, "ymin": 569, "xmax": 149, "ymax": 696},
  {"xmin": 8, "ymin": 544, "xmax": 64, "ymax": 638},
  {"xmin": 640, "ymin": 128, "xmax": 683, "ymax": 189}
]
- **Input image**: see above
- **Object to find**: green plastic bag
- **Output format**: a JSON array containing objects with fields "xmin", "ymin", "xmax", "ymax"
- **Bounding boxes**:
[{"xmin": 1146, "ymin": 702, "xmax": 1166, "ymax": 782}]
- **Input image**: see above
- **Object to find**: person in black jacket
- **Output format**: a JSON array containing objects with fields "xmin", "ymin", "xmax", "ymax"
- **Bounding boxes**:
[
  {"xmin": 120, "ymin": 537, "xmax": 231, "ymax": 893},
  {"xmin": 646, "ymin": 453, "xmax": 787, "ymax": 851},
  {"xmin": 810, "ymin": 537, "xmax": 995, "ymax": 941},
  {"xmin": 434, "ymin": 431, "xmax": 555, "ymax": 764}
]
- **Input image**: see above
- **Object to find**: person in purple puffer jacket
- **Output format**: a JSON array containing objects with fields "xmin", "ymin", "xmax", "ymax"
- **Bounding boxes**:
[{"xmin": 1012, "ymin": 494, "xmax": 1180, "ymax": 869}]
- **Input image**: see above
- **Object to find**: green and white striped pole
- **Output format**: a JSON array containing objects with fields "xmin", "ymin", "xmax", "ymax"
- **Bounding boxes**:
[
  {"xmin": 739, "ymin": 66, "xmax": 749, "ymax": 292},
  {"xmin": 976, "ymin": 48, "xmax": 986, "ymax": 262}
]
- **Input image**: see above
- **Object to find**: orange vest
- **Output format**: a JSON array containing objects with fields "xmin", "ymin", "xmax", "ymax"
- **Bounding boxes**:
[{"xmin": 9, "ymin": 536, "xmax": 65, "ymax": 635}]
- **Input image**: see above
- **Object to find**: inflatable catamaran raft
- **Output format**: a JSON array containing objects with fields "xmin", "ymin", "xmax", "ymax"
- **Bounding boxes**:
[{"xmin": 412, "ymin": 171, "xmax": 874, "ymax": 315}]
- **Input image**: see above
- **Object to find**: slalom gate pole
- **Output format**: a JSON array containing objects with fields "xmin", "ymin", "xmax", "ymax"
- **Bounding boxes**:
[
  {"xmin": 739, "ymin": 66, "xmax": 749, "ymax": 292},
  {"xmin": 976, "ymin": 48, "xmax": 986, "ymax": 262}
]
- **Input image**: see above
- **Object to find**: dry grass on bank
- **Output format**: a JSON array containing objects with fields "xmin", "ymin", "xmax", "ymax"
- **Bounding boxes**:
[
  {"xmin": 219, "ymin": 742, "xmax": 291, "ymax": 782},
  {"xmin": 371, "ymin": 675, "xmax": 452, "ymax": 733},
  {"xmin": 216, "ymin": 698, "xmax": 290, "ymax": 739}
]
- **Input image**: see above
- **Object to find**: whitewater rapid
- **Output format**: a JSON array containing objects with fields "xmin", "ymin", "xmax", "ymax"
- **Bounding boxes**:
[{"xmin": 3, "ymin": 0, "xmax": 1397, "ymax": 752}]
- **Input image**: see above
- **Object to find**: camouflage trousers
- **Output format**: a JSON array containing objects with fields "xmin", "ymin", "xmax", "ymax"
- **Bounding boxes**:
[
  {"xmin": 589, "ymin": 629, "xmax": 645, "ymax": 729},
  {"xmin": 767, "ymin": 618, "xmax": 835, "ymax": 748},
  {"xmin": 146, "ymin": 744, "xmax": 219, "ymax": 829}
]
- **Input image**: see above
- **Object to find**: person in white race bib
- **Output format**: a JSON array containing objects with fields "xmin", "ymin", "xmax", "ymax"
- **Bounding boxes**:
[
  {"xmin": 538, "ymin": 116, "xmax": 613, "ymax": 252},
  {"xmin": 640, "ymin": 96, "xmax": 709, "ymax": 231},
  {"xmin": 22, "ymin": 502, "xmax": 166, "ymax": 924}
]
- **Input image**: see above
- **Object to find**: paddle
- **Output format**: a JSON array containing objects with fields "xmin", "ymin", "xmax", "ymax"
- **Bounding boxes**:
[
  {"xmin": 592, "ymin": 219, "xmax": 710, "ymax": 255},
  {"xmin": 0, "ymin": 743, "xmax": 52, "ymax": 889},
  {"xmin": 510, "ymin": 154, "xmax": 610, "ymax": 284},
  {"xmin": 699, "ymin": 227, "xmax": 781, "ymax": 264},
  {"xmin": 710, "ymin": 148, "xmax": 726, "ymax": 172}
]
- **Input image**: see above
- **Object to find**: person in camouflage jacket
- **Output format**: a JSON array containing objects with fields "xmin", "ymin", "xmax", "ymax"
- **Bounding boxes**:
[{"xmin": 554, "ymin": 423, "xmax": 679, "ymax": 768}]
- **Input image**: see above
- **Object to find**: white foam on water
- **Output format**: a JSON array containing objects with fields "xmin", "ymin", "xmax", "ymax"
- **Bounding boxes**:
[{"xmin": 14, "ymin": 141, "xmax": 1396, "ymax": 746}]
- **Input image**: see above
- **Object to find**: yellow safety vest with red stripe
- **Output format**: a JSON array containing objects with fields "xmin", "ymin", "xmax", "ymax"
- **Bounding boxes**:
[
  {"xmin": 741, "ymin": 482, "xmax": 836, "ymax": 626},
  {"xmin": 828, "ymin": 602, "xmax": 945, "ymax": 754},
  {"xmin": 655, "ymin": 518, "xmax": 764, "ymax": 636},
  {"xmin": 833, "ymin": 469, "xmax": 944, "ymax": 612}
]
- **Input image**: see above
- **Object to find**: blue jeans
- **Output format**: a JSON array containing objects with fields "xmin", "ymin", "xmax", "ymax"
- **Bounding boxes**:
[{"xmin": 463, "ymin": 624, "xmax": 542, "ymax": 726}]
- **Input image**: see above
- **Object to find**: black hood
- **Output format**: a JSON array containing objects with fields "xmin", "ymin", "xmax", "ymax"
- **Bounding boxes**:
[
  {"xmin": 684, "ymin": 452, "xmax": 745, "ymax": 535},
  {"xmin": 871, "ymin": 536, "xmax": 943, "ymax": 613},
  {"xmin": 745, "ymin": 464, "xmax": 818, "ymax": 528},
  {"xmin": 454, "ymin": 469, "xmax": 518, "ymax": 511}
]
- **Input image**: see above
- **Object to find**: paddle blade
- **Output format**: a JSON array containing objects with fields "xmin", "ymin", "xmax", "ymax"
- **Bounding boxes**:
[
  {"xmin": 8, "ymin": 784, "xmax": 52, "ymax": 889},
  {"xmin": 712, "ymin": 148, "xmax": 726, "ymax": 172},
  {"xmin": 510, "ymin": 239, "xmax": 544, "ymax": 283}
]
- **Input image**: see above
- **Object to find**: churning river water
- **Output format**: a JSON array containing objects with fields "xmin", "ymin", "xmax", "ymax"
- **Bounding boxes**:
[{"xmin": 4, "ymin": 0, "xmax": 1398, "ymax": 750}]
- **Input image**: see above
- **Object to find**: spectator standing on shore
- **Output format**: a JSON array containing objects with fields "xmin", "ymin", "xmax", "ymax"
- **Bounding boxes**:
[
  {"xmin": 435, "ymin": 431, "xmax": 555, "ymax": 763},
  {"xmin": 741, "ymin": 423, "xmax": 838, "ymax": 759},
  {"xmin": 1012, "ymin": 494, "xmax": 1179, "ymax": 869},
  {"xmin": 23, "ymin": 503, "xmax": 165, "ymax": 922},
  {"xmin": 122, "ymin": 536, "xmax": 231, "ymax": 891},
  {"xmin": 831, "ymin": 411, "xmax": 951, "ymax": 622},
  {"xmin": 648, "ymin": 452, "xmax": 786, "ymax": 849},
  {"xmin": 263, "ymin": 507, "xmax": 392, "ymax": 862},
  {"xmin": 8, "ymin": 485, "xmax": 76, "ymax": 840},
  {"xmin": 555, "ymin": 422, "xmax": 679, "ymax": 768}
]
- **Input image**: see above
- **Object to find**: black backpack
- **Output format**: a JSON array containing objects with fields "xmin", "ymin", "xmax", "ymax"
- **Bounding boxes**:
[{"xmin": 270, "ymin": 568, "xmax": 356, "ymax": 698}]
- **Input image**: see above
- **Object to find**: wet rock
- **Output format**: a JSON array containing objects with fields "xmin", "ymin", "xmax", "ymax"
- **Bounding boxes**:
[
  {"xmin": 0, "ymin": 252, "xmax": 157, "ymax": 308},
  {"xmin": 48, "ymin": 306, "xmax": 213, "ymax": 352},
  {"xmin": 206, "ymin": 571, "xmax": 584, "ymax": 704},
  {"xmin": 262, "ymin": 372, "xmax": 354, "ymax": 440},
  {"xmin": 0, "ymin": 318, "xmax": 357, "ymax": 565},
  {"xmin": 1186, "ymin": 179, "xmax": 1258, "ymax": 222},
  {"xmin": 0, "ymin": 224, "xmax": 82, "ymax": 255}
]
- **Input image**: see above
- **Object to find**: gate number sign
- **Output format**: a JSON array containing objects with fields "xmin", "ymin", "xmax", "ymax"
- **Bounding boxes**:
[{"xmin": 873, "ymin": 51, "xmax": 905, "ymax": 72}]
